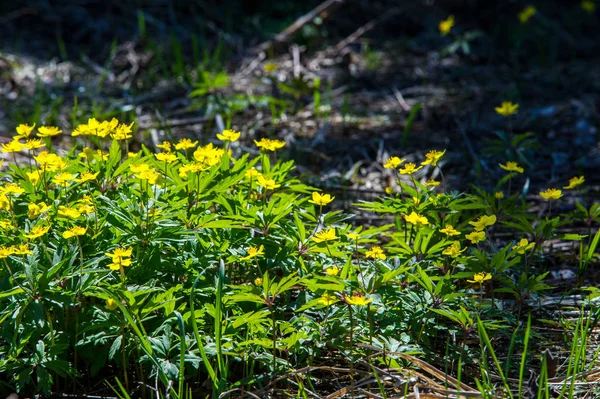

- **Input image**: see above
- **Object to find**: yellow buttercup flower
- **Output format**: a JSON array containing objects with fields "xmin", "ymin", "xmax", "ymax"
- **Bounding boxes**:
[
  {"xmin": 13, "ymin": 244, "xmax": 32, "ymax": 256},
  {"xmin": 466, "ymin": 231, "xmax": 486, "ymax": 244},
  {"xmin": 52, "ymin": 173, "xmax": 75, "ymax": 187},
  {"xmin": 345, "ymin": 292, "xmax": 373, "ymax": 306},
  {"xmin": 256, "ymin": 175, "xmax": 281, "ymax": 190},
  {"xmin": 318, "ymin": 293, "xmax": 338, "ymax": 306},
  {"xmin": 155, "ymin": 152, "xmax": 178, "ymax": 163},
  {"xmin": 240, "ymin": 245, "xmax": 265, "ymax": 261},
  {"xmin": 58, "ymin": 206, "xmax": 81, "ymax": 219},
  {"xmin": 422, "ymin": 150, "xmax": 446, "ymax": 166},
  {"xmin": 106, "ymin": 247, "xmax": 133, "ymax": 270},
  {"xmin": 63, "ymin": 226, "xmax": 87, "ymax": 239},
  {"xmin": 0, "ymin": 220, "xmax": 14, "ymax": 230},
  {"xmin": 0, "ymin": 246, "xmax": 15, "ymax": 258},
  {"xmin": 308, "ymin": 192, "xmax": 334, "ymax": 206},
  {"xmin": 347, "ymin": 232, "xmax": 361, "ymax": 241},
  {"xmin": 23, "ymin": 225, "xmax": 51, "ymax": 240},
  {"xmin": 518, "ymin": 5, "xmax": 536, "ymax": 24},
  {"xmin": 110, "ymin": 122, "xmax": 134, "ymax": 140},
  {"xmin": 1, "ymin": 183, "xmax": 25, "ymax": 196},
  {"xmin": 325, "ymin": 266, "xmax": 340, "ymax": 276},
  {"xmin": 105, "ymin": 298, "xmax": 119, "ymax": 310},
  {"xmin": 495, "ymin": 192, "xmax": 504, "ymax": 199},
  {"xmin": 24, "ymin": 139, "xmax": 45, "ymax": 150},
  {"xmin": 399, "ymin": 162, "xmax": 423, "ymax": 175},
  {"xmin": 442, "ymin": 241, "xmax": 466, "ymax": 258},
  {"xmin": 467, "ymin": 272, "xmax": 492, "ymax": 284},
  {"xmin": 156, "ymin": 141, "xmax": 172, "ymax": 151},
  {"xmin": 245, "ymin": 168, "xmax": 261, "ymax": 179},
  {"xmin": 254, "ymin": 277, "xmax": 263, "ymax": 286},
  {"xmin": 175, "ymin": 138, "xmax": 198, "ymax": 150},
  {"xmin": 27, "ymin": 170, "xmax": 41, "ymax": 184},
  {"xmin": 254, "ymin": 138, "xmax": 285, "ymax": 152},
  {"xmin": 28, "ymin": 202, "xmax": 50, "ymax": 219},
  {"xmin": 439, "ymin": 15, "xmax": 455, "ymax": 36},
  {"xmin": 2, "ymin": 140, "xmax": 25, "ymax": 153},
  {"xmin": 425, "ymin": 180, "xmax": 440, "ymax": 187},
  {"xmin": 0, "ymin": 195, "xmax": 10, "ymax": 211},
  {"xmin": 365, "ymin": 246, "xmax": 386, "ymax": 260},
  {"xmin": 37, "ymin": 126, "xmax": 62, "ymax": 137},
  {"xmin": 540, "ymin": 188, "xmax": 562, "ymax": 200},
  {"xmin": 499, "ymin": 161, "xmax": 524, "ymax": 174},
  {"xmin": 564, "ymin": 176, "xmax": 584, "ymax": 190},
  {"xmin": 312, "ymin": 228, "xmax": 338, "ymax": 243},
  {"xmin": 76, "ymin": 171, "xmax": 99, "ymax": 183},
  {"xmin": 439, "ymin": 225, "xmax": 460, "ymax": 236},
  {"xmin": 495, "ymin": 101, "xmax": 519, "ymax": 117},
  {"xmin": 193, "ymin": 143, "xmax": 225, "ymax": 166},
  {"xmin": 383, "ymin": 157, "xmax": 404, "ymax": 169},
  {"xmin": 404, "ymin": 211, "xmax": 429, "ymax": 226},
  {"xmin": 15, "ymin": 123, "xmax": 35, "ymax": 139},
  {"xmin": 137, "ymin": 169, "xmax": 160, "ymax": 185},
  {"xmin": 512, "ymin": 238, "xmax": 535, "ymax": 255},
  {"xmin": 469, "ymin": 215, "xmax": 496, "ymax": 231},
  {"xmin": 35, "ymin": 151, "xmax": 67, "ymax": 171},
  {"xmin": 216, "ymin": 129, "xmax": 241, "ymax": 142}
]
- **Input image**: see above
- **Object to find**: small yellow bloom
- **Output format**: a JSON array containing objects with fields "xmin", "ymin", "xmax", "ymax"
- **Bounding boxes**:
[
  {"xmin": 0, "ymin": 220, "xmax": 14, "ymax": 229},
  {"xmin": 245, "ymin": 168, "xmax": 261, "ymax": 179},
  {"xmin": 422, "ymin": 150, "xmax": 446, "ymax": 166},
  {"xmin": 106, "ymin": 247, "xmax": 133, "ymax": 270},
  {"xmin": 254, "ymin": 138, "xmax": 286, "ymax": 152},
  {"xmin": 137, "ymin": 169, "xmax": 160, "ymax": 185},
  {"xmin": 495, "ymin": 191, "xmax": 504, "ymax": 199},
  {"xmin": 24, "ymin": 139, "xmax": 45, "ymax": 150},
  {"xmin": 399, "ymin": 162, "xmax": 423, "ymax": 175},
  {"xmin": 105, "ymin": 298, "xmax": 119, "ymax": 310},
  {"xmin": 347, "ymin": 233, "xmax": 361, "ymax": 241},
  {"xmin": 1, "ymin": 183, "xmax": 25, "ymax": 196},
  {"xmin": 564, "ymin": 176, "xmax": 584, "ymax": 190},
  {"xmin": 425, "ymin": 180, "xmax": 440, "ymax": 187},
  {"xmin": 467, "ymin": 272, "xmax": 492, "ymax": 284},
  {"xmin": 404, "ymin": 211, "xmax": 429, "ymax": 226},
  {"xmin": 174, "ymin": 138, "xmax": 198, "ymax": 150},
  {"xmin": 318, "ymin": 293, "xmax": 338, "ymax": 306},
  {"xmin": 469, "ymin": 215, "xmax": 496, "ymax": 231},
  {"xmin": 383, "ymin": 156, "xmax": 404, "ymax": 169},
  {"xmin": 155, "ymin": 152, "xmax": 178, "ymax": 163},
  {"xmin": 365, "ymin": 246, "xmax": 386, "ymax": 260},
  {"xmin": 216, "ymin": 129, "xmax": 241, "ymax": 142},
  {"xmin": 540, "ymin": 188, "xmax": 562, "ymax": 200},
  {"xmin": 518, "ymin": 5, "xmax": 537, "ymax": 24},
  {"xmin": 440, "ymin": 224, "xmax": 461, "ymax": 236},
  {"xmin": 156, "ymin": 141, "xmax": 172, "ymax": 151},
  {"xmin": 130, "ymin": 163, "xmax": 150, "ymax": 174},
  {"xmin": 256, "ymin": 175, "xmax": 281, "ymax": 190},
  {"xmin": 312, "ymin": 228, "xmax": 338, "ymax": 243},
  {"xmin": 308, "ymin": 192, "xmax": 334, "ymax": 206},
  {"xmin": 466, "ymin": 231, "xmax": 486, "ymax": 244},
  {"xmin": 495, "ymin": 101, "xmax": 519, "ymax": 117},
  {"xmin": 2, "ymin": 140, "xmax": 25, "ymax": 153},
  {"xmin": 264, "ymin": 63, "xmax": 279, "ymax": 73},
  {"xmin": 499, "ymin": 161, "xmax": 524, "ymax": 174},
  {"xmin": 37, "ymin": 126, "xmax": 62, "ymax": 137},
  {"xmin": 57, "ymin": 206, "xmax": 81, "ymax": 219},
  {"xmin": 325, "ymin": 266, "xmax": 340, "ymax": 276},
  {"xmin": 240, "ymin": 245, "xmax": 265, "ymax": 261},
  {"xmin": 385, "ymin": 187, "xmax": 394, "ymax": 195},
  {"xmin": 254, "ymin": 277, "xmax": 263, "ymax": 286},
  {"xmin": 52, "ymin": 173, "xmax": 75, "ymax": 187},
  {"xmin": 63, "ymin": 226, "xmax": 87, "ymax": 239},
  {"xmin": 13, "ymin": 244, "xmax": 32, "ymax": 256},
  {"xmin": 15, "ymin": 123, "xmax": 35, "ymax": 139},
  {"xmin": 443, "ymin": 241, "xmax": 466, "ymax": 258},
  {"xmin": 76, "ymin": 171, "xmax": 99, "ymax": 183},
  {"xmin": 23, "ymin": 225, "xmax": 51, "ymax": 240},
  {"xmin": 0, "ymin": 246, "xmax": 15, "ymax": 258},
  {"xmin": 345, "ymin": 292, "xmax": 373, "ymax": 306},
  {"xmin": 26, "ymin": 170, "xmax": 41, "ymax": 184},
  {"xmin": 582, "ymin": 0, "xmax": 596, "ymax": 13},
  {"xmin": 28, "ymin": 202, "xmax": 50, "ymax": 219},
  {"xmin": 512, "ymin": 238, "xmax": 535, "ymax": 255},
  {"xmin": 439, "ymin": 15, "xmax": 455, "ymax": 36}
]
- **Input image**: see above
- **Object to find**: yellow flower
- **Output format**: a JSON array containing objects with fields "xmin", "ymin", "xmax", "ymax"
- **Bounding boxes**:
[
  {"xmin": 0, "ymin": 194, "xmax": 10, "ymax": 211},
  {"xmin": 345, "ymin": 292, "xmax": 373, "ymax": 306},
  {"xmin": 63, "ymin": 226, "xmax": 87, "ymax": 239},
  {"xmin": 13, "ymin": 244, "xmax": 32, "ymax": 256},
  {"xmin": 264, "ymin": 62, "xmax": 279, "ymax": 73},
  {"xmin": 469, "ymin": 215, "xmax": 496, "ymax": 231},
  {"xmin": 254, "ymin": 138, "xmax": 286, "ymax": 152},
  {"xmin": 137, "ymin": 169, "xmax": 160, "ymax": 184},
  {"xmin": 540, "ymin": 188, "xmax": 562, "ymax": 200},
  {"xmin": 308, "ymin": 192, "xmax": 334, "ymax": 206},
  {"xmin": 175, "ymin": 138, "xmax": 198, "ymax": 150},
  {"xmin": 499, "ymin": 161, "xmax": 524, "ymax": 174},
  {"xmin": 399, "ymin": 162, "xmax": 423, "ymax": 175},
  {"xmin": 245, "ymin": 168, "xmax": 261, "ymax": 179},
  {"xmin": 325, "ymin": 266, "xmax": 340, "ymax": 276},
  {"xmin": 512, "ymin": 238, "xmax": 535, "ymax": 254},
  {"xmin": 495, "ymin": 191, "xmax": 504, "ymax": 199},
  {"xmin": 52, "ymin": 173, "xmax": 75, "ymax": 187},
  {"xmin": 582, "ymin": 0, "xmax": 596, "ymax": 12},
  {"xmin": 318, "ymin": 293, "xmax": 338, "ymax": 306},
  {"xmin": 76, "ymin": 171, "xmax": 99, "ymax": 183},
  {"xmin": 155, "ymin": 152, "xmax": 178, "ymax": 163},
  {"xmin": 78, "ymin": 204, "xmax": 95, "ymax": 215},
  {"xmin": 254, "ymin": 277, "xmax": 263, "ymax": 286},
  {"xmin": 564, "ymin": 176, "xmax": 584, "ymax": 190},
  {"xmin": 110, "ymin": 122, "xmax": 134, "ymax": 140},
  {"xmin": 312, "ymin": 228, "xmax": 338, "ymax": 243},
  {"xmin": 439, "ymin": 15, "xmax": 455, "ymax": 36},
  {"xmin": 23, "ymin": 225, "xmax": 51, "ymax": 240},
  {"xmin": 156, "ymin": 141, "xmax": 172, "ymax": 151},
  {"xmin": 467, "ymin": 272, "xmax": 492, "ymax": 284},
  {"xmin": 128, "ymin": 152, "xmax": 139, "ymax": 158},
  {"xmin": 28, "ymin": 202, "xmax": 50, "ymax": 219},
  {"xmin": 383, "ymin": 156, "xmax": 404, "ymax": 169},
  {"xmin": 37, "ymin": 126, "xmax": 62, "ymax": 137},
  {"xmin": 216, "ymin": 129, "xmax": 241, "ymax": 142},
  {"xmin": 425, "ymin": 179, "xmax": 440, "ymax": 187},
  {"xmin": 466, "ymin": 231, "xmax": 486, "ymax": 244},
  {"xmin": 193, "ymin": 143, "xmax": 225, "ymax": 166},
  {"xmin": 0, "ymin": 220, "xmax": 14, "ymax": 229},
  {"xmin": 422, "ymin": 150, "xmax": 446, "ymax": 166},
  {"xmin": 365, "ymin": 246, "xmax": 386, "ymax": 260},
  {"xmin": 35, "ymin": 151, "xmax": 67, "ymax": 171},
  {"xmin": 240, "ymin": 245, "xmax": 265, "ymax": 261},
  {"xmin": 443, "ymin": 241, "xmax": 466, "ymax": 258},
  {"xmin": 256, "ymin": 175, "xmax": 281, "ymax": 190},
  {"xmin": 495, "ymin": 101, "xmax": 519, "ymax": 117},
  {"xmin": 347, "ymin": 232, "xmax": 361, "ymax": 241},
  {"xmin": 106, "ymin": 247, "xmax": 133, "ymax": 270},
  {"xmin": 439, "ymin": 224, "xmax": 460, "ymax": 236},
  {"xmin": 130, "ymin": 163, "xmax": 150, "ymax": 174},
  {"xmin": 106, "ymin": 298, "xmax": 119, "ymax": 310},
  {"xmin": 385, "ymin": 187, "xmax": 394, "ymax": 195},
  {"xmin": 0, "ymin": 246, "xmax": 15, "ymax": 258},
  {"xmin": 15, "ymin": 123, "xmax": 35, "ymax": 139},
  {"xmin": 518, "ymin": 5, "xmax": 537, "ymax": 24},
  {"xmin": 1, "ymin": 183, "xmax": 25, "ymax": 196},
  {"xmin": 404, "ymin": 211, "xmax": 429, "ymax": 225},
  {"xmin": 2, "ymin": 140, "xmax": 25, "ymax": 153},
  {"xmin": 24, "ymin": 139, "xmax": 45, "ymax": 150},
  {"xmin": 58, "ymin": 206, "xmax": 81, "ymax": 219}
]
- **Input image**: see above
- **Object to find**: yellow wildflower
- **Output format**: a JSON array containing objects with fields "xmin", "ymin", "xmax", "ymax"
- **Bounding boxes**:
[
  {"xmin": 495, "ymin": 101, "xmax": 519, "ymax": 117},
  {"xmin": 111, "ymin": 122, "xmax": 134, "ymax": 140},
  {"xmin": 345, "ymin": 292, "xmax": 373, "ymax": 306},
  {"xmin": 264, "ymin": 63, "xmax": 279, "ymax": 73},
  {"xmin": 76, "ymin": 171, "xmax": 99, "ymax": 183},
  {"xmin": 52, "ymin": 173, "xmax": 75, "ymax": 187},
  {"xmin": 254, "ymin": 138, "xmax": 286, "ymax": 152},
  {"xmin": 23, "ymin": 225, "xmax": 51, "ymax": 240},
  {"xmin": 193, "ymin": 143, "xmax": 225, "ymax": 166},
  {"xmin": 443, "ymin": 241, "xmax": 466, "ymax": 258},
  {"xmin": 13, "ymin": 244, "xmax": 32, "ymax": 256},
  {"xmin": 0, "ymin": 220, "xmax": 14, "ymax": 229},
  {"xmin": 383, "ymin": 156, "xmax": 404, "ymax": 169},
  {"xmin": 325, "ymin": 266, "xmax": 340, "ymax": 276},
  {"xmin": 495, "ymin": 192, "xmax": 504, "ymax": 199},
  {"xmin": 439, "ymin": 15, "xmax": 455, "ymax": 36},
  {"xmin": 156, "ymin": 141, "xmax": 172, "ymax": 151},
  {"xmin": 155, "ymin": 152, "xmax": 178, "ymax": 163},
  {"xmin": 439, "ymin": 224, "xmax": 460, "ymax": 236},
  {"xmin": 106, "ymin": 247, "xmax": 133, "ymax": 270},
  {"xmin": 425, "ymin": 180, "xmax": 440, "ymax": 187},
  {"xmin": 469, "ymin": 215, "xmax": 496, "ymax": 231},
  {"xmin": 499, "ymin": 161, "xmax": 524, "ymax": 174},
  {"xmin": 256, "ymin": 175, "xmax": 281, "ymax": 190},
  {"xmin": 105, "ymin": 298, "xmax": 119, "ymax": 310},
  {"xmin": 422, "ymin": 150, "xmax": 446, "ymax": 166},
  {"xmin": 564, "ymin": 176, "xmax": 584, "ymax": 190},
  {"xmin": 137, "ymin": 169, "xmax": 160, "ymax": 184},
  {"xmin": 399, "ymin": 162, "xmax": 423, "ymax": 175},
  {"xmin": 1, "ymin": 183, "xmax": 25, "ymax": 196},
  {"xmin": 175, "ymin": 138, "xmax": 198, "ymax": 150},
  {"xmin": 512, "ymin": 238, "xmax": 535, "ymax": 254},
  {"xmin": 24, "ymin": 139, "xmax": 45, "ymax": 150},
  {"xmin": 28, "ymin": 202, "xmax": 50, "ymax": 219},
  {"xmin": 0, "ymin": 246, "xmax": 15, "ymax": 258},
  {"xmin": 518, "ymin": 6, "xmax": 537, "ymax": 24},
  {"xmin": 37, "ymin": 126, "xmax": 62, "ymax": 137},
  {"xmin": 404, "ymin": 211, "xmax": 429, "ymax": 225},
  {"xmin": 467, "ymin": 272, "xmax": 492, "ymax": 284},
  {"xmin": 2, "ymin": 140, "xmax": 25, "ymax": 153},
  {"xmin": 216, "ymin": 129, "xmax": 241, "ymax": 142},
  {"xmin": 318, "ymin": 293, "xmax": 338, "ymax": 306},
  {"xmin": 245, "ymin": 168, "xmax": 261, "ymax": 179},
  {"xmin": 312, "ymin": 228, "xmax": 338, "ymax": 243},
  {"xmin": 240, "ymin": 245, "xmax": 265, "ymax": 261},
  {"xmin": 347, "ymin": 232, "xmax": 361, "ymax": 241},
  {"xmin": 308, "ymin": 192, "xmax": 334, "ymax": 206},
  {"xmin": 365, "ymin": 246, "xmax": 386, "ymax": 260},
  {"xmin": 63, "ymin": 226, "xmax": 87, "ymax": 239},
  {"xmin": 540, "ymin": 188, "xmax": 562, "ymax": 200},
  {"xmin": 15, "ymin": 123, "xmax": 35, "ymax": 139},
  {"xmin": 466, "ymin": 231, "xmax": 486, "ymax": 244},
  {"xmin": 254, "ymin": 277, "xmax": 263, "ymax": 286},
  {"xmin": 57, "ymin": 206, "xmax": 81, "ymax": 219}
]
